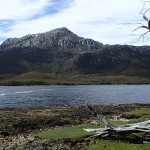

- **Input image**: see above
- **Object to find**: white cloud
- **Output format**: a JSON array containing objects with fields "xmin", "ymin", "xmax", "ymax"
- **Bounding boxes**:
[
  {"xmin": 0, "ymin": 0, "xmax": 51, "ymax": 20},
  {"xmin": 0, "ymin": 0, "xmax": 149, "ymax": 46}
]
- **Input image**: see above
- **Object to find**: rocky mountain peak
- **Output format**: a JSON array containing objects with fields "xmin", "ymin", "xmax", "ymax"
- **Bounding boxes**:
[
  {"xmin": 47, "ymin": 27, "xmax": 74, "ymax": 35},
  {"xmin": 0, "ymin": 27, "xmax": 103, "ymax": 52}
]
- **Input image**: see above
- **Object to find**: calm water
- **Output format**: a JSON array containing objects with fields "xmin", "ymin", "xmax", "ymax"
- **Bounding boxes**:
[{"xmin": 0, "ymin": 85, "xmax": 150, "ymax": 108}]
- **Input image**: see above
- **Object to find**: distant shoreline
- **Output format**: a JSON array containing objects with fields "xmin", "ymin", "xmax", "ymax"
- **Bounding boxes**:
[
  {"xmin": 0, "ymin": 79, "xmax": 150, "ymax": 86},
  {"xmin": 1, "ymin": 103, "xmax": 150, "ymax": 110},
  {"xmin": 0, "ymin": 74, "xmax": 150, "ymax": 86}
]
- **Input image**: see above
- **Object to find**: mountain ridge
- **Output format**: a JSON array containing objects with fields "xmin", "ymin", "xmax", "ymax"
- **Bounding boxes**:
[
  {"xmin": 0, "ymin": 27, "xmax": 150, "ymax": 80},
  {"xmin": 0, "ymin": 27, "xmax": 103, "ymax": 53}
]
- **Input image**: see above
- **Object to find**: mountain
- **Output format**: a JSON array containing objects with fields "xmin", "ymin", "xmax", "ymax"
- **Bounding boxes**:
[{"xmin": 0, "ymin": 27, "xmax": 150, "ymax": 80}]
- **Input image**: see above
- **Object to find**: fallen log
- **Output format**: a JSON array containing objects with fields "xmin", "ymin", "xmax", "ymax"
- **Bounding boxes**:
[{"xmin": 84, "ymin": 104, "xmax": 150, "ymax": 143}]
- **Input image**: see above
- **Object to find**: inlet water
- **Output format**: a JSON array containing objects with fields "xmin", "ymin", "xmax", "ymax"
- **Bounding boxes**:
[{"xmin": 0, "ymin": 85, "xmax": 150, "ymax": 108}]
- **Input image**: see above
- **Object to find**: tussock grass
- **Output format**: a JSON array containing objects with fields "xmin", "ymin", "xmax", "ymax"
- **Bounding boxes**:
[{"xmin": 122, "ymin": 108, "xmax": 150, "ymax": 119}]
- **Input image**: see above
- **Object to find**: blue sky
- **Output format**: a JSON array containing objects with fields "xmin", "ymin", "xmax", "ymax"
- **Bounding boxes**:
[{"xmin": 0, "ymin": 0, "xmax": 150, "ymax": 45}]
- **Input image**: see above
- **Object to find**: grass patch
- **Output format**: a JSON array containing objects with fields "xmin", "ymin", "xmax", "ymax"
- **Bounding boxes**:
[
  {"xmin": 38, "ymin": 121, "xmax": 129, "ymax": 140},
  {"xmin": 38, "ymin": 124, "xmax": 100, "ymax": 140},
  {"xmin": 83, "ymin": 140, "xmax": 150, "ymax": 150},
  {"xmin": 122, "ymin": 108, "xmax": 150, "ymax": 119}
]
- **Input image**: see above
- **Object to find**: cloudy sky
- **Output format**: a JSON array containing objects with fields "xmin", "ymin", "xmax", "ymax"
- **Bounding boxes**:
[{"xmin": 0, "ymin": 0, "xmax": 150, "ymax": 45}]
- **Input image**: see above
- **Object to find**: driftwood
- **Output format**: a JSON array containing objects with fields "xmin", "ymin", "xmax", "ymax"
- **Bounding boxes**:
[{"xmin": 84, "ymin": 104, "xmax": 150, "ymax": 143}]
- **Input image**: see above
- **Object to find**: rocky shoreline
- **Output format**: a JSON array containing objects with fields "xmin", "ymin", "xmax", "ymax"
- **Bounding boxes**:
[{"xmin": 1, "ymin": 104, "xmax": 150, "ymax": 150}]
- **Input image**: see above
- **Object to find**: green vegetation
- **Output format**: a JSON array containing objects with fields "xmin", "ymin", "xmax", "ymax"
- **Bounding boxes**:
[
  {"xmin": 0, "ymin": 80, "xmax": 47, "ymax": 86},
  {"xmin": 71, "ymin": 74, "xmax": 150, "ymax": 85},
  {"xmin": 83, "ymin": 140, "xmax": 150, "ymax": 150},
  {"xmin": 122, "ymin": 108, "xmax": 150, "ymax": 119},
  {"xmin": 38, "ymin": 121, "xmax": 129, "ymax": 140},
  {"xmin": 38, "ymin": 124, "xmax": 99, "ymax": 140},
  {"xmin": 0, "ymin": 73, "xmax": 150, "ymax": 85}
]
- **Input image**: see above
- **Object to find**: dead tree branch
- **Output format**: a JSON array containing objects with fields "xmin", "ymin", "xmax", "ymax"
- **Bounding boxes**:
[
  {"xmin": 132, "ymin": 2, "xmax": 150, "ymax": 42},
  {"xmin": 84, "ymin": 104, "xmax": 150, "ymax": 143},
  {"xmin": 126, "ymin": 1, "xmax": 150, "ymax": 42},
  {"xmin": 87, "ymin": 104, "xmax": 113, "ymax": 128}
]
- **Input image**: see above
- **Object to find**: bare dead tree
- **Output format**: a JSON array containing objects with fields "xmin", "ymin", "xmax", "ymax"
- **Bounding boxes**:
[
  {"xmin": 120, "ymin": 1, "xmax": 150, "ymax": 43},
  {"xmin": 132, "ymin": 1, "xmax": 150, "ymax": 42}
]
